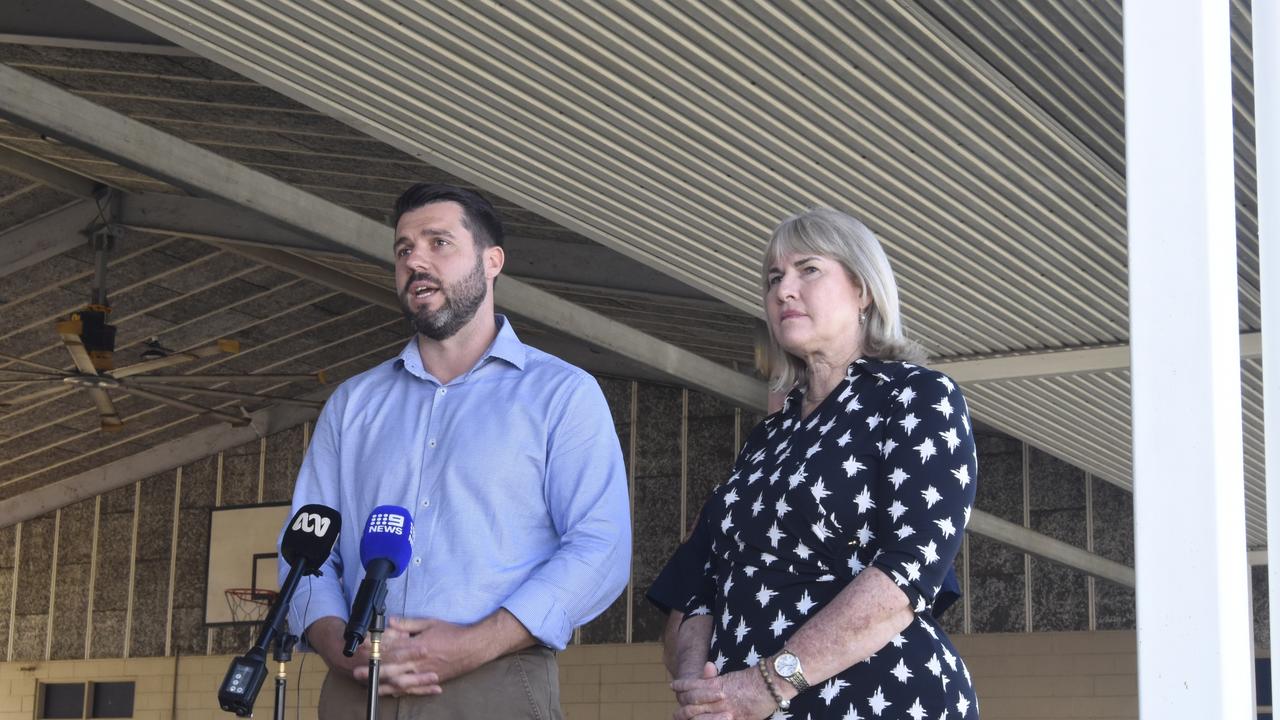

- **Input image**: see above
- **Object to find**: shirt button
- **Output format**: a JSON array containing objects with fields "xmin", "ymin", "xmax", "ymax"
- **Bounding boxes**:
[
  {"xmin": 413, "ymin": 557, "xmax": 422, "ymax": 565},
  {"xmin": 428, "ymin": 439, "xmax": 437, "ymax": 448},
  {"xmin": 421, "ymin": 498, "xmax": 430, "ymax": 508},
  {"xmin": 438, "ymin": 388, "xmax": 447, "ymax": 396}
]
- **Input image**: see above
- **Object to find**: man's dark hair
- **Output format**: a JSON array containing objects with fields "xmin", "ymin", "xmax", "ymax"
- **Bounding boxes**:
[{"xmin": 392, "ymin": 184, "xmax": 505, "ymax": 249}]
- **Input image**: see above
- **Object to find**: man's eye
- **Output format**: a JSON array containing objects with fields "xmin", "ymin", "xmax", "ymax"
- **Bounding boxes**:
[
  {"xmin": 396, "ymin": 247, "xmax": 410, "ymax": 257},
  {"xmin": 434, "ymin": 238, "xmax": 450, "ymax": 247}
]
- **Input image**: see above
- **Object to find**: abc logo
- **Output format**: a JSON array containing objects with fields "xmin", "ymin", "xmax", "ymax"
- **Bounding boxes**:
[{"xmin": 292, "ymin": 512, "xmax": 331, "ymax": 537}]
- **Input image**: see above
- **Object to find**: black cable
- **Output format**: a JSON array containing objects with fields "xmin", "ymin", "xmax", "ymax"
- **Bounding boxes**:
[{"xmin": 295, "ymin": 580, "xmax": 312, "ymax": 720}]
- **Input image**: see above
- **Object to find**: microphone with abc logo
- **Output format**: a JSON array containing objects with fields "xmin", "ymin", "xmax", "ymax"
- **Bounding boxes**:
[{"xmin": 218, "ymin": 504, "xmax": 341, "ymax": 716}]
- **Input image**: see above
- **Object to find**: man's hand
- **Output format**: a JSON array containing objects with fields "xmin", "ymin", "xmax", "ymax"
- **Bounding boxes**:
[
  {"xmin": 352, "ymin": 617, "xmax": 469, "ymax": 696},
  {"xmin": 304, "ymin": 615, "xmax": 441, "ymax": 695},
  {"xmin": 351, "ymin": 609, "xmax": 537, "ymax": 697}
]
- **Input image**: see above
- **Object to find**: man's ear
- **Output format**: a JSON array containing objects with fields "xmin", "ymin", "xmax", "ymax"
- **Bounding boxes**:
[{"xmin": 484, "ymin": 245, "xmax": 505, "ymax": 279}]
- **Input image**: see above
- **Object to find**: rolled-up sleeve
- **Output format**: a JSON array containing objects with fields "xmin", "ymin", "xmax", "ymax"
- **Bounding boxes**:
[{"xmin": 501, "ymin": 374, "xmax": 631, "ymax": 650}]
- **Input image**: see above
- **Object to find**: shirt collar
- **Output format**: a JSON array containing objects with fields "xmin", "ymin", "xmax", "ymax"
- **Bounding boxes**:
[
  {"xmin": 779, "ymin": 355, "xmax": 897, "ymax": 416},
  {"xmin": 395, "ymin": 314, "xmax": 528, "ymax": 382}
]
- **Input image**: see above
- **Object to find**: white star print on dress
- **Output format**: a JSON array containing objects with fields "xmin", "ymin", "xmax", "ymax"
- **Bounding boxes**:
[
  {"xmin": 796, "ymin": 590, "xmax": 817, "ymax": 615},
  {"xmin": 868, "ymin": 686, "xmax": 892, "ymax": 716},
  {"xmin": 770, "ymin": 609, "xmax": 793, "ymax": 637},
  {"xmin": 820, "ymin": 678, "xmax": 850, "ymax": 705}
]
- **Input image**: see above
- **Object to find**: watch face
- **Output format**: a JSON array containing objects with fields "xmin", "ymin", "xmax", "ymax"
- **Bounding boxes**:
[{"xmin": 774, "ymin": 653, "xmax": 799, "ymax": 677}]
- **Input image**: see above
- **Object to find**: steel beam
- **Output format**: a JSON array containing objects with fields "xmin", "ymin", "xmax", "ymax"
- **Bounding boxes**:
[
  {"xmin": 0, "ymin": 145, "xmax": 105, "ymax": 197},
  {"xmin": 935, "ymin": 333, "xmax": 1261, "ymax": 383},
  {"xmin": 0, "ymin": 395, "xmax": 326, "ymax": 528},
  {"xmin": 966, "ymin": 511, "xmax": 1134, "ymax": 587},
  {"xmin": 0, "ymin": 199, "xmax": 100, "ymax": 280}
]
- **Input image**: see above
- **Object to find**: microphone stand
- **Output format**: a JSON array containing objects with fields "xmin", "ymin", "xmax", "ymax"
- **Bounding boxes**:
[
  {"xmin": 365, "ymin": 607, "xmax": 386, "ymax": 720},
  {"xmin": 272, "ymin": 633, "xmax": 297, "ymax": 720}
]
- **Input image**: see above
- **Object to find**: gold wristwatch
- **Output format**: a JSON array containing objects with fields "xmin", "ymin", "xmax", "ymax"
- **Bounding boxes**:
[{"xmin": 772, "ymin": 650, "xmax": 810, "ymax": 692}]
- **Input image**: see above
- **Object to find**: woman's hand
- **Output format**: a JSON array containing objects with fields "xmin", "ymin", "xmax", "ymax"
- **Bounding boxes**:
[{"xmin": 671, "ymin": 662, "xmax": 778, "ymax": 720}]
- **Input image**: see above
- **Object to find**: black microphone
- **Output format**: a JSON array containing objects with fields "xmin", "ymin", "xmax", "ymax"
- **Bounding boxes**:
[
  {"xmin": 342, "ymin": 505, "xmax": 415, "ymax": 656},
  {"xmin": 218, "ymin": 504, "xmax": 341, "ymax": 716}
]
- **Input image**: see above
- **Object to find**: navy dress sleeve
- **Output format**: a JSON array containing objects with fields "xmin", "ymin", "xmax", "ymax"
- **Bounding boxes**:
[
  {"xmin": 869, "ymin": 368, "xmax": 978, "ymax": 614},
  {"xmin": 646, "ymin": 509, "xmax": 715, "ymax": 615}
]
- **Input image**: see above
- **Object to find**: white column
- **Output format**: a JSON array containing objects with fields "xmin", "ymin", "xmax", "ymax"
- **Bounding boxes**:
[
  {"xmin": 1258, "ymin": 0, "xmax": 1280, "ymax": 705},
  {"xmin": 1125, "ymin": 2, "xmax": 1251, "ymax": 718}
]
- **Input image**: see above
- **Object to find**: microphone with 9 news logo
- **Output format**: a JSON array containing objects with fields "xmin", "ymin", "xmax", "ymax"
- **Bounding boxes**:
[
  {"xmin": 218, "ymin": 504, "xmax": 341, "ymax": 716},
  {"xmin": 342, "ymin": 505, "xmax": 415, "ymax": 656}
]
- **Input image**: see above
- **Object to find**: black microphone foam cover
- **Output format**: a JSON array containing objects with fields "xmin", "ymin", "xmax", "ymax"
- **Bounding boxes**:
[{"xmin": 281, "ymin": 504, "xmax": 341, "ymax": 572}]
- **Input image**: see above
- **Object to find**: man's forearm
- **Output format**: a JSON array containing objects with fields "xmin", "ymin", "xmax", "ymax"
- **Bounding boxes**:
[{"xmin": 471, "ymin": 608, "xmax": 537, "ymax": 667}]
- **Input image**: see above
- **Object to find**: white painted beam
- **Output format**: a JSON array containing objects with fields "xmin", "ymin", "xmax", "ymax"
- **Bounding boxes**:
[
  {"xmin": 1126, "ymin": 3, "xmax": 1250, "ymax": 718},
  {"xmin": 1256, "ymin": 0, "xmax": 1280, "ymax": 701},
  {"xmin": 0, "ymin": 199, "xmax": 100, "ymax": 280}
]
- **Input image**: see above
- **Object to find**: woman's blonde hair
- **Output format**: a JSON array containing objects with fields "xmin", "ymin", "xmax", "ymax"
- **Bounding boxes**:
[{"xmin": 762, "ymin": 207, "xmax": 925, "ymax": 393}]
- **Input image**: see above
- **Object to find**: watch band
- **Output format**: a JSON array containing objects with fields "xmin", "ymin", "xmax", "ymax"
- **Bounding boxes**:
[{"xmin": 757, "ymin": 661, "xmax": 790, "ymax": 711}]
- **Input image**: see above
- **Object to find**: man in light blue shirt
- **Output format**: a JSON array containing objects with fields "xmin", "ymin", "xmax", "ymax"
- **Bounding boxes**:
[{"xmin": 286, "ymin": 184, "xmax": 631, "ymax": 719}]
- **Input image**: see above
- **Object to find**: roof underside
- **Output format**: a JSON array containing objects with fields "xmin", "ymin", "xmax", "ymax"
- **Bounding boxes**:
[{"xmin": 0, "ymin": 1, "xmax": 1267, "ymax": 542}]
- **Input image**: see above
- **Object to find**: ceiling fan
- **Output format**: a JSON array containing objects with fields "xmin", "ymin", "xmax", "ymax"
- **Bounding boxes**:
[{"xmin": 0, "ymin": 224, "xmax": 325, "ymax": 432}]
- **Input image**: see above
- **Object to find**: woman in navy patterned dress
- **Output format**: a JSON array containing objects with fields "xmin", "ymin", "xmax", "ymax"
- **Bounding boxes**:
[{"xmin": 669, "ymin": 208, "xmax": 979, "ymax": 720}]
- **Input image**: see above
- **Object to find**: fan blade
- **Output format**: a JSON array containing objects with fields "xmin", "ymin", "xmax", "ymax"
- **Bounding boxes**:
[
  {"xmin": 112, "ymin": 339, "xmax": 241, "ymax": 379},
  {"xmin": 123, "ymin": 384, "xmax": 250, "ymax": 426},
  {"xmin": 0, "ymin": 378, "xmax": 64, "ymax": 385},
  {"xmin": 124, "ymin": 379, "xmax": 323, "ymax": 408},
  {"xmin": 0, "ymin": 383, "xmax": 74, "ymax": 407},
  {"xmin": 126, "ymin": 372, "xmax": 324, "ymax": 383},
  {"xmin": 0, "ymin": 351, "xmax": 65, "ymax": 374},
  {"xmin": 57, "ymin": 320, "xmax": 99, "ymax": 375},
  {"xmin": 87, "ymin": 387, "xmax": 123, "ymax": 431},
  {"xmin": 0, "ymin": 368, "xmax": 66, "ymax": 379}
]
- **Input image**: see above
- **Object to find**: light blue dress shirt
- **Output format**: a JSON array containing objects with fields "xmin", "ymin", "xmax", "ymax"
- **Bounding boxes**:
[{"xmin": 285, "ymin": 316, "xmax": 631, "ymax": 651}]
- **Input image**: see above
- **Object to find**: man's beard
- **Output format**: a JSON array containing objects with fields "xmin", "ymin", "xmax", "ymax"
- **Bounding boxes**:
[{"xmin": 400, "ymin": 254, "xmax": 488, "ymax": 341}]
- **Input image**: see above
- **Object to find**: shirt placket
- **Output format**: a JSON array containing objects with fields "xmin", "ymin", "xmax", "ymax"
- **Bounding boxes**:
[{"xmin": 402, "ymin": 382, "xmax": 449, "ymax": 610}]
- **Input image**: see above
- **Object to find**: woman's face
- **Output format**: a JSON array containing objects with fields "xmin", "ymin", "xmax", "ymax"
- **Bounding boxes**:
[{"xmin": 765, "ymin": 252, "xmax": 867, "ymax": 360}]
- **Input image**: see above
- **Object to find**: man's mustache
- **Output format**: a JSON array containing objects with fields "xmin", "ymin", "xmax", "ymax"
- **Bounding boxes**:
[{"xmin": 403, "ymin": 271, "xmax": 443, "ymax": 295}]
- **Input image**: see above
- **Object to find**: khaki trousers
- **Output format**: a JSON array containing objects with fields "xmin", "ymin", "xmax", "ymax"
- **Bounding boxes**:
[{"xmin": 318, "ymin": 646, "xmax": 563, "ymax": 720}]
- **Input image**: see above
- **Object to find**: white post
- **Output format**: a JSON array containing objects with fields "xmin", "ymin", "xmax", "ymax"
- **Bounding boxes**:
[
  {"xmin": 1258, "ymin": 0, "xmax": 1280, "ymax": 706},
  {"xmin": 1126, "ymin": 1, "xmax": 1251, "ymax": 718}
]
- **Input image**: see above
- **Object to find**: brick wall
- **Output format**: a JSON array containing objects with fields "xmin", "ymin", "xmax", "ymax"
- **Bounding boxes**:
[{"xmin": 0, "ymin": 631, "xmax": 1144, "ymax": 719}]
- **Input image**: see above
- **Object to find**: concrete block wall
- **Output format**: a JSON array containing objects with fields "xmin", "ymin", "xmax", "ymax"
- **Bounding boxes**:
[{"xmin": 0, "ymin": 631, "xmax": 1141, "ymax": 719}]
